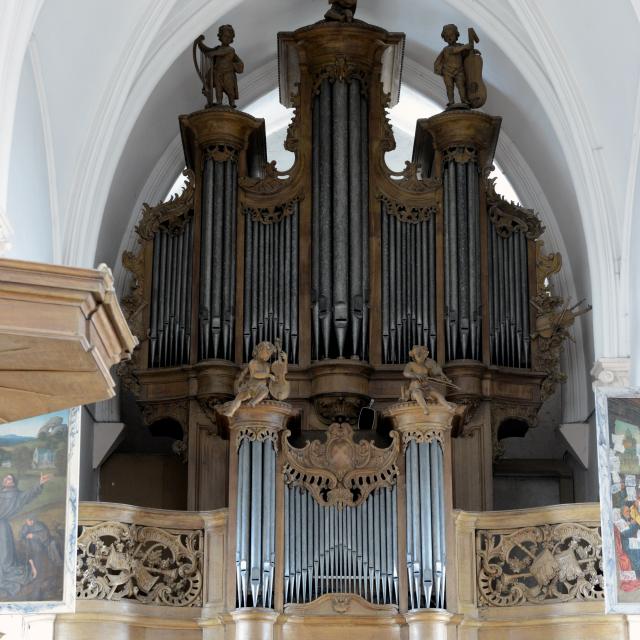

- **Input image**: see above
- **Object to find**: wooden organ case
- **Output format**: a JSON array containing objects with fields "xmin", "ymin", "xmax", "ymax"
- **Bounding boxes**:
[{"xmin": 120, "ymin": 12, "xmax": 584, "ymax": 631}]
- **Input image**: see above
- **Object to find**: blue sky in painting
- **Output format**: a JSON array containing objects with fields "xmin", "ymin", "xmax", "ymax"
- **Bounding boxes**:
[{"xmin": 0, "ymin": 410, "xmax": 70, "ymax": 439}]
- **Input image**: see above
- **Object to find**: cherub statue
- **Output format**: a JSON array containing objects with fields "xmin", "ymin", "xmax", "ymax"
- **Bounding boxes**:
[
  {"xmin": 193, "ymin": 25, "xmax": 244, "ymax": 108},
  {"xmin": 219, "ymin": 341, "xmax": 290, "ymax": 417},
  {"xmin": 434, "ymin": 24, "xmax": 487, "ymax": 109},
  {"xmin": 325, "ymin": 0, "xmax": 357, "ymax": 22},
  {"xmin": 401, "ymin": 345, "xmax": 456, "ymax": 415}
]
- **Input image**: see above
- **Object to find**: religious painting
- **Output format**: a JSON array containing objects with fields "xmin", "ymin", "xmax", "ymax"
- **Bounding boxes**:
[
  {"xmin": 596, "ymin": 390, "xmax": 640, "ymax": 613},
  {"xmin": 0, "ymin": 407, "xmax": 80, "ymax": 613}
]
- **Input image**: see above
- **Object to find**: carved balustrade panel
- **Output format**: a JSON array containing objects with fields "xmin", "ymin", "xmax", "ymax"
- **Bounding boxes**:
[
  {"xmin": 76, "ymin": 521, "xmax": 204, "ymax": 607},
  {"xmin": 476, "ymin": 522, "xmax": 604, "ymax": 607}
]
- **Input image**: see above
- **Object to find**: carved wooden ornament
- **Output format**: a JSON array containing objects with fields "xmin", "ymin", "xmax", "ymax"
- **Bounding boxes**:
[{"xmin": 282, "ymin": 423, "xmax": 399, "ymax": 509}]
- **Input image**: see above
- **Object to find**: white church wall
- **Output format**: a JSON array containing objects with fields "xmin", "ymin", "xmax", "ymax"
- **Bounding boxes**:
[{"xmin": 6, "ymin": 50, "xmax": 52, "ymax": 262}]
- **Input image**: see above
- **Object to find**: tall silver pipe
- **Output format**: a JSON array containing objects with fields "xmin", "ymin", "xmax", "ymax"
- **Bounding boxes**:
[
  {"xmin": 457, "ymin": 162, "xmax": 469, "ymax": 359},
  {"xmin": 157, "ymin": 232, "xmax": 167, "ymax": 366},
  {"xmin": 257, "ymin": 219, "xmax": 265, "ymax": 344},
  {"xmin": 520, "ymin": 232, "xmax": 530, "ymax": 366},
  {"xmin": 360, "ymin": 90, "xmax": 369, "ymax": 361},
  {"xmin": 249, "ymin": 440, "xmax": 263, "ymax": 606},
  {"xmin": 388, "ymin": 215, "xmax": 397, "ymax": 362},
  {"xmin": 409, "ymin": 440, "xmax": 422, "ymax": 606},
  {"xmin": 405, "ymin": 437, "xmax": 415, "ymax": 608},
  {"xmin": 301, "ymin": 484, "xmax": 308, "ymax": 601},
  {"xmin": 467, "ymin": 162, "xmax": 479, "ymax": 360},
  {"xmin": 185, "ymin": 219, "xmax": 193, "ymax": 352},
  {"xmin": 295, "ymin": 488, "xmax": 302, "ymax": 601},
  {"xmin": 437, "ymin": 443, "xmax": 446, "ymax": 607},
  {"xmin": 210, "ymin": 161, "xmax": 225, "ymax": 358},
  {"xmin": 175, "ymin": 230, "xmax": 184, "ymax": 365},
  {"xmin": 222, "ymin": 161, "xmax": 233, "ymax": 360},
  {"xmin": 236, "ymin": 440, "xmax": 246, "ymax": 606},
  {"xmin": 291, "ymin": 207, "xmax": 299, "ymax": 361},
  {"xmin": 319, "ymin": 80, "xmax": 332, "ymax": 358},
  {"xmin": 229, "ymin": 162, "xmax": 238, "ymax": 360},
  {"xmin": 240, "ymin": 440, "xmax": 251, "ymax": 607},
  {"xmin": 284, "ymin": 484, "xmax": 290, "ymax": 602},
  {"xmin": 447, "ymin": 163, "xmax": 459, "ymax": 360},
  {"xmin": 514, "ymin": 229, "xmax": 523, "ymax": 366},
  {"xmin": 243, "ymin": 215, "xmax": 253, "ymax": 361},
  {"xmin": 199, "ymin": 159, "xmax": 213, "ymax": 359},
  {"xmin": 277, "ymin": 219, "xmax": 285, "ymax": 345},
  {"xmin": 150, "ymin": 233, "xmax": 160, "ymax": 366},
  {"xmin": 367, "ymin": 493, "xmax": 374, "ymax": 599},
  {"xmin": 488, "ymin": 228, "xmax": 495, "ymax": 362},
  {"xmin": 312, "ymin": 97, "xmax": 321, "ymax": 359},
  {"xmin": 332, "ymin": 79, "xmax": 349, "ymax": 357},
  {"xmin": 391, "ymin": 486, "xmax": 398, "ymax": 605},
  {"xmin": 349, "ymin": 80, "xmax": 362, "ymax": 357},
  {"xmin": 428, "ymin": 217, "xmax": 437, "ymax": 356},
  {"xmin": 419, "ymin": 442, "xmax": 433, "ymax": 606},
  {"xmin": 382, "ymin": 206, "xmax": 390, "ymax": 362},
  {"xmin": 430, "ymin": 441, "xmax": 443, "ymax": 609}
]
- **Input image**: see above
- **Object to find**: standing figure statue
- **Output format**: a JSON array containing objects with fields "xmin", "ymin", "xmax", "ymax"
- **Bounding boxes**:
[
  {"xmin": 401, "ymin": 345, "xmax": 456, "ymax": 415},
  {"xmin": 325, "ymin": 0, "xmax": 357, "ymax": 22},
  {"xmin": 434, "ymin": 24, "xmax": 487, "ymax": 109},
  {"xmin": 219, "ymin": 341, "xmax": 290, "ymax": 417},
  {"xmin": 193, "ymin": 24, "xmax": 244, "ymax": 108}
]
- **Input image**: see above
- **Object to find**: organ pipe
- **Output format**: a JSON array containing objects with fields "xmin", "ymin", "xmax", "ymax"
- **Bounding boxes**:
[{"xmin": 312, "ymin": 77, "xmax": 369, "ymax": 360}]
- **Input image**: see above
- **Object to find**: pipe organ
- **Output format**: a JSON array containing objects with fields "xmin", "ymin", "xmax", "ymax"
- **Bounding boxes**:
[{"xmin": 119, "ymin": 8, "xmax": 589, "ymax": 633}]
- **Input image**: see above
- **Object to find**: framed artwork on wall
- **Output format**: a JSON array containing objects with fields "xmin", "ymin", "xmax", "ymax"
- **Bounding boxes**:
[
  {"xmin": 0, "ymin": 406, "xmax": 80, "ymax": 613},
  {"xmin": 596, "ymin": 389, "xmax": 640, "ymax": 613}
]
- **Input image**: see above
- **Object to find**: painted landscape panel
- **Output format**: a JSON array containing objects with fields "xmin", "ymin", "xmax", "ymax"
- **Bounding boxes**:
[
  {"xmin": 597, "ymin": 391, "xmax": 640, "ymax": 613},
  {"xmin": 0, "ymin": 407, "xmax": 79, "ymax": 612}
]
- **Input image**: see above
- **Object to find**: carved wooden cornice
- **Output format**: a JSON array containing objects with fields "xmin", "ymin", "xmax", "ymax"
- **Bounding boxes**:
[
  {"xmin": 226, "ymin": 400, "xmax": 298, "ymax": 452},
  {"xmin": 282, "ymin": 423, "xmax": 399, "ymax": 509},
  {"xmin": 485, "ymin": 176, "xmax": 544, "ymax": 240}
]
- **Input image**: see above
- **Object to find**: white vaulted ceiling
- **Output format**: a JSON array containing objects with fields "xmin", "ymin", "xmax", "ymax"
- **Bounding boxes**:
[{"xmin": 1, "ymin": 0, "xmax": 639, "ymax": 417}]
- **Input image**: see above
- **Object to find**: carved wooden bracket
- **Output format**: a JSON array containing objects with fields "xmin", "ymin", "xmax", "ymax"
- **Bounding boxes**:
[{"xmin": 282, "ymin": 423, "xmax": 399, "ymax": 509}]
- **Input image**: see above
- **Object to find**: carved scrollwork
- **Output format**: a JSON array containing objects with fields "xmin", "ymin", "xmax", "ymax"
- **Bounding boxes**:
[
  {"xmin": 120, "ymin": 249, "xmax": 146, "ymax": 340},
  {"xmin": 204, "ymin": 144, "xmax": 238, "ymax": 163},
  {"xmin": 236, "ymin": 425, "xmax": 281, "ymax": 451},
  {"xmin": 379, "ymin": 194, "xmax": 436, "ymax": 224},
  {"xmin": 284, "ymin": 91, "xmax": 301, "ymax": 153},
  {"xmin": 442, "ymin": 145, "xmax": 478, "ymax": 164},
  {"xmin": 476, "ymin": 522, "xmax": 604, "ymax": 607},
  {"xmin": 76, "ymin": 521, "xmax": 204, "ymax": 607},
  {"xmin": 243, "ymin": 198, "xmax": 300, "ymax": 224},
  {"xmin": 485, "ymin": 175, "xmax": 544, "ymax": 240},
  {"xmin": 400, "ymin": 429, "xmax": 443, "ymax": 452},
  {"xmin": 313, "ymin": 393, "xmax": 369, "ymax": 425},
  {"xmin": 135, "ymin": 169, "xmax": 196, "ymax": 241},
  {"xmin": 282, "ymin": 423, "xmax": 399, "ymax": 509},
  {"xmin": 312, "ymin": 55, "xmax": 369, "ymax": 94}
]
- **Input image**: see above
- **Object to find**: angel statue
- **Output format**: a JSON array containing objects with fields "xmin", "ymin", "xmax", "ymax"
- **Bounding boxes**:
[
  {"xmin": 219, "ymin": 340, "xmax": 290, "ymax": 417},
  {"xmin": 400, "ymin": 345, "xmax": 457, "ymax": 415},
  {"xmin": 193, "ymin": 24, "xmax": 244, "ymax": 108},
  {"xmin": 434, "ymin": 24, "xmax": 487, "ymax": 109},
  {"xmin": 325, "ymin": 0, "xmax": 357, "ymax": 22}
]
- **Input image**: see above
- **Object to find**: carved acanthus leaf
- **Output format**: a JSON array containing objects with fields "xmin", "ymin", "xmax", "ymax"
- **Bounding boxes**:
[
  {"xmin": 443, "ymin": 145, "xmax": 478, "ymax": 164},
  {"xmin": 312, "ymin": 55, "xmax": 369, "ymax": 94},
  {"xmin": 243, "ymin": 198, "xmax": 300, "ymax": 224},
  {"xmin": 282, "ymin": 423, "xmax": 399, "ymax": 509},
  {"xmin": 205, "ymin": 144, "xmax": 237, "ymax": 163},
  {"xmin": 485, "ymin": 176, "xmax": 544, "ymax": 240},
  {"xmin": 135, "ymin": 169, "xmax": 196, "ymax": 241},
  {"xmin": 476, "ymin": 522, "xmax": 603, "ymax": 607},
  {"xmin": 379, "ymin": 194, "xmax": 436, "ymax": 224},
  {"xmin": 76, "ymin": 521, "xmax": 203, "ymax": 607}
]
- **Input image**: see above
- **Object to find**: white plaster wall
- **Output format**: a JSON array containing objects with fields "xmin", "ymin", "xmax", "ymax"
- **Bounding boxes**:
[{"xmin": 5, "ymin": 52, "xmax": 52, "ymax": 262}]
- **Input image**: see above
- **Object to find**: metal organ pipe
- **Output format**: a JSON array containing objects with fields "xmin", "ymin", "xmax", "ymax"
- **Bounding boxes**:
[
  {"xmin": 380, "ymin": 211, "xmax": 437, "ymax": 364},
  {"xmin": 488, "ymin": 221, "xmax": 530, "ymax": 368},
  {"xmin": 242, "ymin": 203, "xmax": 299, "ymax": 363},
  {"xmin": 148, "ymin": 217, "xmax": 194, "ymax": 368},
  {"xmin": 312, "ymin": 77, "xmax": 368, "ymax": 360}
]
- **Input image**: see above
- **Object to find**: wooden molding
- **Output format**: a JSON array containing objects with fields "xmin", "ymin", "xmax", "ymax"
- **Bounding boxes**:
[{"xmin": 0, "ymin": 259, "xmax": 137, "ymax": 422}]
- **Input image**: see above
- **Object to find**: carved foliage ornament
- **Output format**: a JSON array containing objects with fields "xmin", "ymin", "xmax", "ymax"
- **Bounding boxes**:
[
  {"xmin": 243, "ymin": 198, "xmax": 300, "ymax": 224},
  {"xmin": 485, "ymin": 175, "xmax": 544, "ymax": 240},
  {"xmin": 282, "ymin": 423, "xmax": 399, "ymax": 509},
  {"xmin": 312, "ymin": 55, "xmax": 369, "ymax": 94},
  {"xmin": 442, "ymin": 145, "xmax": 478, "ymax": 164},
  {"xmin": 476, "ymin": 522, "xmax": 603, "ymax": 607},
  {"xmin": 76, "ymin": 521, "xmax": 203, "ymax": 607}
]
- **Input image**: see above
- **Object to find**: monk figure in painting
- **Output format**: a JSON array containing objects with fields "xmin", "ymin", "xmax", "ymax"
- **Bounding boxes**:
[{"xmin": 0, "ymin": 472, "xmax": 50, "ymax": 598}]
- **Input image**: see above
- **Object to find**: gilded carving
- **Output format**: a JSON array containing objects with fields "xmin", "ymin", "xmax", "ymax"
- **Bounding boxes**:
[
  {"xmin": 135, "ymin": 169, "xmax": 196, "ymax": 241},
  {"xmin": 531, "ymin": 242, "xmax": 592, "ymax": 399},
  {"xmin": 476, "ymin": 522, "xmax": 604, "ymax": 607},
  {"xmin": 442, "ymin": 146, "xmax": 478, "ymax": 164},
  {"xmin": 76, "ymin": 521, "xmax": 203, "ymax": 607},
  {"xmin": 485, "ymin": 175, "xmax": 544, "ymax": 240},
  {"xmin": 282, "ymin": 423, "xmax": 400, "ymax": 509}
]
